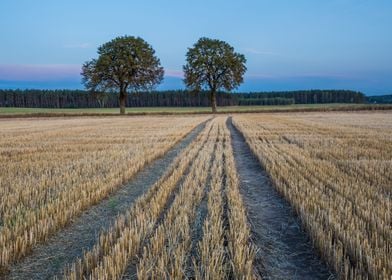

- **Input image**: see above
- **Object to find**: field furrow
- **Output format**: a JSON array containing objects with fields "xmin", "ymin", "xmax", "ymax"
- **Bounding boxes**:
[
  {"xmin": 228, "ymin": 117, "xmax": 333, "ymax": 279},
  {"xmin": 223, "ymin": 119, "xmax": 256, "ymax": 279},
  {"xmin": 192, "ymin": 125, "xmax": 227, "ymax": 280},
  {"xmin": 136, "ymin": 122, "xmax": 215, "ymax": 279},
  {"xmin": 6, "ymin": 120, "xmax": 207, "ymax": 280},
  {"xmin": 0, "ymin": 116, "xmax": 207, "ymax": 273},
  {"xmin": 233, "ymin": 112, "xmax": 392, "ymax": 279},
  {"xmin": 1, "ymin": 112, "xmax": 389, "ymax": 280},
  {"xmin": 62, "ymin": 118, "xmax": 214, "ymax": 279}
]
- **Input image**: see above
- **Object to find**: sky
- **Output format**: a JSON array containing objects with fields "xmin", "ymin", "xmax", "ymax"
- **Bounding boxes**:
[{"xmin": 0, "ymin": 0, "xmax": 391, "ymax": 95}]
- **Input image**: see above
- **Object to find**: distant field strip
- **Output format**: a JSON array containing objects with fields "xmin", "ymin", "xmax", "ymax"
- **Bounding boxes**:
[
  {"xmin": 0, "ymin": 116, "xmax": 207, "ymax": 269},
  {"xmin": 233, "ymin": 112, "xmax": 392, "ymax": 279},
  {"xmin": 1, "ymin": 103, "xmax": 391, "ymax": 117}
]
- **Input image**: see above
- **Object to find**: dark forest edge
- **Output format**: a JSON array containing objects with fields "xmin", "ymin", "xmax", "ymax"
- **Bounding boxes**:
[
  {"xmin": 366, "ymin": 94, "xmax": 392, "ymax": 104},
  {"xmin": 0, "ymin": 89, "xmax": 367, "ymax": 108}
]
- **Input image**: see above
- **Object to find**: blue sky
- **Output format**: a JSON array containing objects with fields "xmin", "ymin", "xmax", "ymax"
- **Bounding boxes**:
[{"xmin": 0, "ymin": 0, "xmax": 391, "ymax": 95}]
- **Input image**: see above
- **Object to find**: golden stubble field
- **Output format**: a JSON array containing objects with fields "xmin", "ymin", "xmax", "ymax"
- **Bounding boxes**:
[
  {"xmin": 0, "ymin": 111, "xmax": 391, "ymax": 280},
  {"xmin": 233, "ymin": 112, "xmax": 392, "ymax": 279},
  {"xmin": 0, "ymin": 116, "xmax": 207, "ymax": 268}
]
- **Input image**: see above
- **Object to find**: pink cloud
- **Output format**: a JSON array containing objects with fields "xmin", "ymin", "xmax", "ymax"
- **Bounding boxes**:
[
  {"xmin": 165, "ymin": 69, "xmax": 184, "ymax": 78},
  {"xmin": 245, "ymin": 73, "xmax": 276, "ymax": 79},
  {"xmin": 0, "ymin": 65, "xmax": 186, "ymax": 81},
  {"xmin": 0, "ymin": 64, "xmax": 81, "ymax": 81}
]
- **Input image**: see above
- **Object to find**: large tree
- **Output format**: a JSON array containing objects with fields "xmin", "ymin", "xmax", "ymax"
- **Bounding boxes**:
[
  {"xmin": 183, "ymin": 37, "xmax": 246, "ymax": 113},
  {"xmin": 82, "ymin": 36, "xmax": 164, "ymax": 114}
]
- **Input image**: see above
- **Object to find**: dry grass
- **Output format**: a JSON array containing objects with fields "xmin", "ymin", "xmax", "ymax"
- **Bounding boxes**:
[
  {"xmin": 137, "ymin": 117, "xmax": 256, "ymax": 279},
  {"xmin": 222, "ymin": 121, "xmax": 256, "ymax": 279},
  {"xmin": 193, "ymin": 117, "xmax": 256, "ymax": 280},
  {"xmin": 137, "ymin": 121, "xmax": 215, "ymax": 279},
  {"xmin": 5, "ymin": 111, "xmax": 385, "ymax": 279},
  {"xmin": 62, "ymin": 117, "xmax": 257, "ymax": 280},
  {"xmin": 63, "ymin": 118, "xmax": 214, "ymax": 279},
  {"xmin": 0, "ymin": 116, "xmax": 207, "ymax": 269},
  {"xmin": 233, "ymin": 112, "xmax": 392, "ymax": 279},
  {"xmin": 193, "ymin": 125, "xmax": 227, "ymax": 280}
]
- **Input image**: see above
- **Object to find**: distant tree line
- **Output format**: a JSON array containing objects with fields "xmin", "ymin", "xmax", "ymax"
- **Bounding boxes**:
[
  {"xmin": 0, "ymin": 89, "xmax": 365, "ymax": 108},
  {"xmin": 239, "ymin": 90, "xmax": 365, "ymax": 104},
  {"xmin": 366, "ymin": 94, "xmax": 392, "ymax": 104},
  {"xmin": 238, "ymin": 97, "xmax": 295, "ymax": 105},
  {"xmin": 0, "ymin": 90, "xmax": 236, "ymax": 108}
]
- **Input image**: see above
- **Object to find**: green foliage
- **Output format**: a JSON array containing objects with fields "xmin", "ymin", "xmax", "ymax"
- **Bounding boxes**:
[
  {"xmin": 366, "ymin": 94, "xmax": 392, "ymax": 104},
  {"xmin": 183, "ymin": 37, "xmax": 246, "ymax": 112},
  {"xmin": 82, "ymin": 36, "xmax": 164, "ymax": 113},
  {"xmin": 0, "ymin": 89, "xmax": 365, "ymax": 108},
  {"xmin": 238, "ymin": 90, "xmax": 365, "ymax": 104},
  {"xmin": 238, "ymin": 97, "xmax": 295, "ymax": 105}
]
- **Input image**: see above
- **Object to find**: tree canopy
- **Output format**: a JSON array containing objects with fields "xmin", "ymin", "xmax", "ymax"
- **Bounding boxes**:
[
  {"xmin": 82, "ymin": 36, "xmax": 164, "ymax": 114},
  {"xmin": 183, "ymin": 37, "xmax": 246, "ymax": 112}
]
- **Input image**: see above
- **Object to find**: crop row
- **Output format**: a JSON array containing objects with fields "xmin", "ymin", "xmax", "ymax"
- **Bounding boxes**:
[
  {"xmin": 233, "ymin": 112, "xmax": 391, "ymax": 279},
  {"xmin": 0, "ymin": 116, "xmax": 206, "ymax": 268},
  {"xmin": 63, "ymin": 116, "xmax": 256, "ymax": 279},
  {"xmin": 63, "ymin": 118, "xmax": 214, "ymax": 279}
]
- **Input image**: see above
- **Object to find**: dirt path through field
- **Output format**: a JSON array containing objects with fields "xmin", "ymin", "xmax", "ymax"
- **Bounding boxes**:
[
  {"xmin": 7, "ymin": 121, "xmax": 207, "ymax": 280},
  {"xmin": 227, "ymin": 117, "xmax": 334, "ymax": 280}
]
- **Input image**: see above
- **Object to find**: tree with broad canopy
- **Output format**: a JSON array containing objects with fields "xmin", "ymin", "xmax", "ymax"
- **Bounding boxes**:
[
  {"xmin": 183, "ymin": 37, "xmax": 246, "ymax": 113},
  {"xmin": 82, "ymin": 36, "xmax": 164, "ymax": 114}
]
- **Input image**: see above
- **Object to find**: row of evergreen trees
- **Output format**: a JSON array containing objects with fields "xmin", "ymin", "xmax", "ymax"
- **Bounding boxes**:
[
  {"xmin": 238, "ymin": 97, "xmax": 295, "ymax": 105},
  {"xmin": 366, "ymin": 94, "xmax": 392, "ymax": 104},
  {"xmin": 0, "ymin": 89, "xmax": 365, "ymax": 108}
]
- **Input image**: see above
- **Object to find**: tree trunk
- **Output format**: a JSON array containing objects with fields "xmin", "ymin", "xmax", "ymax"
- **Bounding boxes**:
[
  {"xmin": 211, "ymin": 89, "xmax": 217, "ymax": 113},
  {"xmin": 119, "ymin": 89, "xmax": 126, "ymax": 115}
]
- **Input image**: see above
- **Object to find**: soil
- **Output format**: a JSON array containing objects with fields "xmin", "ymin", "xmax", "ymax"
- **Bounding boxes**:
[
  {"xmin": 227, "ymin": 117, "xmax": 335, "ymax": 280},
  {"xmin": 7, "ymin": 121, "xmax": 206, "ymax": 280}
]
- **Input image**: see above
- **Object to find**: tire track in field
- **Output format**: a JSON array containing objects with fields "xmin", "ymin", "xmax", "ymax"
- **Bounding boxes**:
[
  {"xmin": 7, "ymin": 121, "xmax": 207, "ymax": 280},
  {"xmin": 120, "ymin": 123, "xmax": 214, "ymax": 280},
  {"xmin": 185, "ymin": 125, "xmax": 219, "ymax": 279},
  {"xmin": 227, "ymin": 117, "xmax": 334, "ymax": 280}
]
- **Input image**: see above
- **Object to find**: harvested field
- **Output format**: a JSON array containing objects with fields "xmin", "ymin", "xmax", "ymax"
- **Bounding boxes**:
[
  {"xmin": 1, "ymin": 112, "xmax": 390, "ymax": 280},
  {"xmin": 0, "ymin": 116, "xmax": 207, "ymax": 271},
  {"xmin": 233, "ymin": 112, "xmax": 392, "ymax": 279},
  {"xmin": 1, "ymin": 104, "xmax": 391, "ymax": 117},
  {"xmin": 62, "ymin": 117, "xmax": 256, "ymax": 279},
  {"xmin": 228, "ymin": 117, "xmax": 333, "ymax": 279},
  {"xmin": 7, "ymin": 120, "xmax": 207, "ymax": 280}
]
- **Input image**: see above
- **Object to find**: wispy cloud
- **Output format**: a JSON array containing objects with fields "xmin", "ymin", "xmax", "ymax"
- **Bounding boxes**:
[
  {"xmin": 244, "ymin": 48, "xmax": 280, "ymax": 56},
  {"xmin": 0, "ymin": 64, "xmax": 81, "ymax": 81},
  {"xmin": 63, "ymin": 43, "xmax": 91, "ymax": 49},
  {"xmin": 288, "ymin": 72, "xmax": 360, "ymax": 80},
  {"xmin": 165, "ymin": 69, "xmax": 184, "ymax": 78},
  {"xmin": 245, "ymin": 72, "xmax": 360, "ymax": 80},
  {"xmin": 245, "ymin": 73, "xmax": 276, "ymax": 79},
  {"xmin": 0, "ymin": 64, "xmax": 359, "ymax": 85}
]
